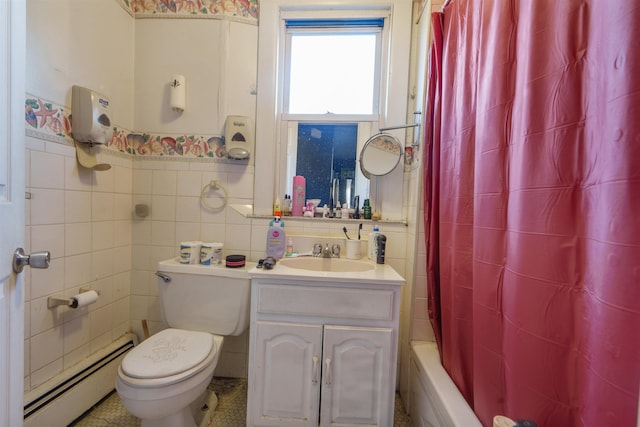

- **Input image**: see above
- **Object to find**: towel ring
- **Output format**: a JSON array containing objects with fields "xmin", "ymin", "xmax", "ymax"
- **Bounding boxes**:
[{"xmin": 200, "ymin": 180, "xmax": 227, "ymax": 211}]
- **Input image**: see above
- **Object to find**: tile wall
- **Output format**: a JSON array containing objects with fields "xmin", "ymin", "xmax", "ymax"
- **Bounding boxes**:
[
  {"xmin": 130, "ymin": 158, "xmax": 256, "ymax": 377},
  {"xmin": 24, "ymin": 140, "xmax": 133, "ymax": 392}
]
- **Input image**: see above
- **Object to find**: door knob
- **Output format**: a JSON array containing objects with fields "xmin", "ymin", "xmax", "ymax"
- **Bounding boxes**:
[{"xmin": 13, "ymin": 248, "xmax": 50, "ymax": 274}]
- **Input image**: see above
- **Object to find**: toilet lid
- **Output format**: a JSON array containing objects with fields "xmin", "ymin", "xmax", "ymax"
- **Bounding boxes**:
[{"xmin": 122, "ymin": 328, "xmax": 214, "ymax": 379}]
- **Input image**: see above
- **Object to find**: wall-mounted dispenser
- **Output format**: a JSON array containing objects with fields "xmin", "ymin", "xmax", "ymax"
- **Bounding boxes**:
[
  {"xmin": 71, "ymin": 85, "xmax": 112, "ymax": 171},
  {"xmin": 170, "ymin": 74, "xmax": 186, "ymax": 112},
  {"xmin": 71, "ymin": 85, "xmax": 112, "ymax": 144},
  {"xmin": 224, "ymin": 115, "xmax": 253, "ymax": 160}
]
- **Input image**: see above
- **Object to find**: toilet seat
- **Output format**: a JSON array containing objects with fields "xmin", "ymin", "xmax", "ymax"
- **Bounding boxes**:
[{"xmin": 119, "ymin": 329, "xmax": 221, "ymax": 388}]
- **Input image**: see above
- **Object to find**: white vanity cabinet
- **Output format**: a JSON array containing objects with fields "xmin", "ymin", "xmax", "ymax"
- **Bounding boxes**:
[{"xmin": 247, "ymin": 274, "xmax": 404, "ymax": 427}]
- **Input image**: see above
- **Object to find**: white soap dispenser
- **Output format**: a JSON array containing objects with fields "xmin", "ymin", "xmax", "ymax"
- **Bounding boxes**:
[
  {"xmin": 225, "ymin": 115, "xmax": 254, "ymax": 160},
  {"xmin": 71, "ymin": 85, "xmax": 112, "ymax": 144}
]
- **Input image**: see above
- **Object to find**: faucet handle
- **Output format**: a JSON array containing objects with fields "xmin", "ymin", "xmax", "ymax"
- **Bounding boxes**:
[
  {"xmin": 331, "ymin": 244, "xmax": 341, "ymax": 258},
  {"xmin": 313, "ymin": 243, "xmax": 322, "ymax": 257}
]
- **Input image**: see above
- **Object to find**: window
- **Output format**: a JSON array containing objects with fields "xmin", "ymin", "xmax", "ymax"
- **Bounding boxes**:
[
  {"xmin": 282, "ymin": 14, "xmax": 387, "ymax": 209},
  {"xmin": 254, "ymin": 0, "xmax": 411, "ymax": 219}
]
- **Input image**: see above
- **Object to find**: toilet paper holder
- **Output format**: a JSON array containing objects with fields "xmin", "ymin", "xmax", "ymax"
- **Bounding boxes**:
[{"xmin": 47, "ymin": 287, "xmax": 101, "ymax": 309}]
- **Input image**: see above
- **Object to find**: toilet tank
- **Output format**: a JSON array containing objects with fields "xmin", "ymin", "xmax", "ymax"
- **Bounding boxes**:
[{"xmin": 156, "ymin": 258, "xmax": 255, "ymax": 336}]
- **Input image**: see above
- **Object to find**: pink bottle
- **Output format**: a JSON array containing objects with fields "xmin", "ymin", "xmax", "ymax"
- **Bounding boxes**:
[{"xmin": 291, "ymin": 176, "xmax": 306, "ymax": 216}]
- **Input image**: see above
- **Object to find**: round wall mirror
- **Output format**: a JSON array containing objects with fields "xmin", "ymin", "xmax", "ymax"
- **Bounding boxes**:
[{"xmin": 359, "ymin": 133, "xmax": 402, "ymax": 177}]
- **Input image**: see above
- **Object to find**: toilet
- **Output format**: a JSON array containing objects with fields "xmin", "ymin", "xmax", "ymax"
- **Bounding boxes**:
[{"xmin": 116, "ymin": 258, "xmax": 254, "ymax": 427}]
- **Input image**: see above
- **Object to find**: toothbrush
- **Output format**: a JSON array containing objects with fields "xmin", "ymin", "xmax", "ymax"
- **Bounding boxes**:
[
  {"xmin": 358, "ymin": 223, "xmax": 362, "ymax": 240},
  {"xmin": 342, "ymin": 226, "xmax": 352, "ymax": 240}
]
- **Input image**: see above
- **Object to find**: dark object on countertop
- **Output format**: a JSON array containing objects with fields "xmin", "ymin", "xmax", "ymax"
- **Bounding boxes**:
[
  {"xmin": 263, "ymin": 257, "xmax": 276, "ymax": 270},
  {"xmin": 376, "ymin": 234, "xmax": 386, "ymax": 264},
  {"xmin": 226, "ymin": 254, "xmax": 246, "ymax": 268}
]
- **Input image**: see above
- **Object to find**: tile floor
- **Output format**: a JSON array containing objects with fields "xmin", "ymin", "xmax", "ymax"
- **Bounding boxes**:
[{"xmin": 71, "ymin": 377, "xmax": 413, "ymax": 427}]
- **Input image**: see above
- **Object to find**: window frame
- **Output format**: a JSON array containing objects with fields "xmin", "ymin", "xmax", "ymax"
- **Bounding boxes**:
[
  {"xmin": 282, "ymin": 18, "xmax": 384, "ymax": 118},
  {"xmin": 277, "ymin": 9, "xmax": 391, "ymax": 206}
]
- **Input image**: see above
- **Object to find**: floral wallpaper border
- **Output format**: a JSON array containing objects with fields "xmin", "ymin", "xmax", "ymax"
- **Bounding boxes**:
[
  {"xmin": 119, "ymin": 0, "xmax": 259, "ymax": 24},
  {"xmin": 25, "ymin": 95, "xmax": 233, "ymax": 160}
]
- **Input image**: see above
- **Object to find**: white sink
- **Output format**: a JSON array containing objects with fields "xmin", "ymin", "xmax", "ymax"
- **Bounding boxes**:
[{"xmin": 279, "ymin": 257, "xmax": 375, "ymax": 273}]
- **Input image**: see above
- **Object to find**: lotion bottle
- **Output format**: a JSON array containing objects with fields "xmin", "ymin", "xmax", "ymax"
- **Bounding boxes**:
[{"xmin": 266, "ymin": 217, "xmax": 286, "ymax": 259}]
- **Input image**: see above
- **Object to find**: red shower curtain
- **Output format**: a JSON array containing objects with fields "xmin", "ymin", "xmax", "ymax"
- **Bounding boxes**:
[{"xmin": 423, "ymin": 1, "xmax": 640, "ymax": 426}]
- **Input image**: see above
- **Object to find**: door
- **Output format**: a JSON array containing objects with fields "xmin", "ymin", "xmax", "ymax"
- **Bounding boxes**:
[
  {"xmin": 0, "ymin": 1, "xmax": 25, "ymax": 426},
  {"xmin": 321, "ymin": 326, "xmax": 394, "ymax": 427},
  {"xmin": 252, "ymin": 321, "xmax": 322, "ymax": 427}
]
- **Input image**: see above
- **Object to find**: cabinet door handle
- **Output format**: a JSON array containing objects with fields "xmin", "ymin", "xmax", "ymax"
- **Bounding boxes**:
[
  {"xmin": 312, "ymin": 355, "xmax": 319, "ymax": 384},
  {"xmin": 325, "ymin": 358, "xmax": 332, "ymax": 386}
]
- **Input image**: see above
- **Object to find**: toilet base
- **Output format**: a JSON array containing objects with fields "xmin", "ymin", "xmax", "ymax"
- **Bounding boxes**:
[{"xmin": 139, "ymin": 389, "xmax": 218, "ymax": 427}]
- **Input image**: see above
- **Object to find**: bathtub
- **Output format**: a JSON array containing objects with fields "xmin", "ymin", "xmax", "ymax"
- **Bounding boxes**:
[{"xmin": 410, "ymin": 341, "xmax": 482, "ymax": 427}]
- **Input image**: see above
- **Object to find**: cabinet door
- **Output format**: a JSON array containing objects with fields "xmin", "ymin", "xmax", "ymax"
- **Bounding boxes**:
[
  {"xmin": 320, "ymin": 326, "xmax": 394, "ymax": 427},
  {"xmin": 251, "ymin": 321, "xmax": 323, "ymax": 427}
]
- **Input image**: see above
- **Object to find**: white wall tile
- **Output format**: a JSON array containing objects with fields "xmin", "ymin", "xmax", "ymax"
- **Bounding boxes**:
[
  {"xmin": 92, "ymin": 248, "xmax": 114, "ymax": 280},
  {"xmin": 177, "ymin": 171, "xmax": 203, "ymax": 197},
  {"xmin": 132, "ymin": 219, "xmax": 152, "ymax": 245},
  {"xmin": 65, "ymin": 222, "xmax": 92, "ymax": 256},
  {"xmin": 30, "ymin": 224, "xmax": 65, "ymax": 259},
  {"xmin": 64, "ymin": 191, "xmax": 92, "ymax": 223},
  {"xmin": 114, "ymin": 193, "xmax": 133, "ymax": 220},
  {"xmin": 30, "ymin": 189, "xmax": 65, "ymax": 225},
  {"xmin": 30, "ymin": 327, "xmax": 63, "ymax": 372},
  {"xmin": 152, "ymin": 170, "xmax": 177, "ymax": 195},
  {"xmin": 92, "ymin": 167, "xmax": 115, "ymax": 193},
  {"xmin": 113, "ymin": 272, "xmax": 131, "ymax": 301},
  {"xmin": 133, "ymin": 169, "xmax": 153, "ymax": 194},
  {"xmin": 151, "ymin": 221, "xmax": 176, "ymax": 246},
  {"xmin": 175, "ymin": 222, "xmax": 201, "ymax": 244},
  {"xmin": 31, "ymin": 259, "xmax": 64, "ymax": 299},
  {"xmin": 64, "ymin": 156, "xmax": 93, "ymax": 190},
  {"xmin": 31, "ymin": 150, "xmax": 65, "ymax": 189},
  {"xmin": 114, "ymin": 220, "xmax": 132, "ymax": 247},
  {"xmin": 114, "ymin": 165, "xmax": 133, "ymax": 194},
  {"xmin": 90, "ymin": 305, "xmax": 113, "ymax": 340},
  {"xmin": 92, "ymin": 221, "xmax": 115, "ymax": 251},
  {"xmin": 175, "ymin": 196, "xmax": 201, "ymax": 222},
  {"xmin": 65, "ymin": 253, "xmax": 92, "ymax": 290},
  {"xmin": 151, "ymin": 195, "xmax": 176, "ymax": 221},
  {"xmin": 113, "ymin": 245, "xmax": 132, "ymax": 274},
  {"xmin": 92, "ymin": 192, "xmax": 114, "ymax": 221},
  {"xmin": 30, "ymin": 294, "xmax": 64, "ymax": 337},
  {"xmin": 63, "ymin": 315, "xmax": 91, "ymax": 353}
]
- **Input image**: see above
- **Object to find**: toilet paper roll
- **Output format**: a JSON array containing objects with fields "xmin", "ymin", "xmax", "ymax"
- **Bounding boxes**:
[
  {"xmin": 180, "ymin": 241, "xmax": 202, "ymax": 264},
  {"xmin": 170, "ymin": 74, "xmax": 186, "ymax": 112},
  {"xmin": 200, "ymin": 242, "xmax": 223, "ymax": 265},
  {"xmin": 71, "ymin": 290, "xmax": 99, "ymax": 308}
]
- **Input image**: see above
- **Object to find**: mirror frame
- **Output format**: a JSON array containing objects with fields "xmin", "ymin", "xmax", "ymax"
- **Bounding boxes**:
[{"xmin": 359, "ymin": 132, "xmax": 402, "ymax": 177}]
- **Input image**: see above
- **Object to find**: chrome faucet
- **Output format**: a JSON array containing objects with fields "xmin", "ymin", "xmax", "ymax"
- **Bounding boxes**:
[{"xmin": 323, "ymin": 243, "xmax": 331, "ymax": 258}]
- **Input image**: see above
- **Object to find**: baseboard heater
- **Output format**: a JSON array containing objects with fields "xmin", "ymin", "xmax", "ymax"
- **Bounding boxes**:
[{"xmin": 24, "ymin": 333, "xmax": 137, "ymax": 427}]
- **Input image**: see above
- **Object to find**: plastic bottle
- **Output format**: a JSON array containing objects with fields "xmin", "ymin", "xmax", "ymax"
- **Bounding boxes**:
[
  {"xmin": 342, "ymin": 203, "xmax": 349, "ymax": 219},
  {"xmin": 266, "ymin": 217, "xmax": 286, "ymax": 259},
  {"xmin": 283, "ymin": 195, "xmax": 291, "ymax": 216},
  {"xmin": 368, "ymin": 225, "xmax": 380, "ymax": 260},
  {"xmin": 273, "ymin": 198, "xmax": 282, "ymax": 217},
  {"xmin": 322, "ymin": 204, "xmax": 329, "ymax": 218},
  {"xmin": 285, "ymin": 237, "xmax": 294, "ymax": 256},
  {"xmin": 363, "ymin": 199, "xmax": 372, "ymax": 220}
]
